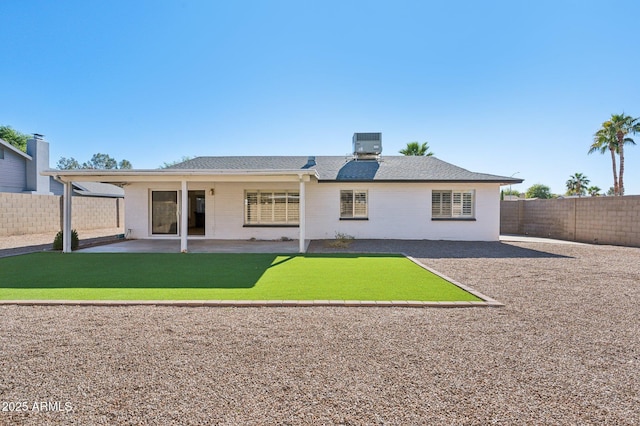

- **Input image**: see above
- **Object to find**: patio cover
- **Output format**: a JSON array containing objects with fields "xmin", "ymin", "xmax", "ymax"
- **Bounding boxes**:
[{"xmin": 42, "ymin": 168, "xmax": 319, "ymax": 253}]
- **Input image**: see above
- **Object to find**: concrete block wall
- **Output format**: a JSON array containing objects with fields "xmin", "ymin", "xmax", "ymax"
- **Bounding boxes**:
[
  {"xmin": 72, "ymin": 197, "xmax": 123, "ymax": 230},
  {"xmin": 0, "ymin": 192, "xmax": 124, "ymax": 237},
  {"xmin": 0, "ymin": 192, "xmax": 61, "ymax": 236},
  {"xmin": 499, "ymin": 201, "xmax": 521, "ymax": 234},
  {"xmin": 500, "ymin": 196, "xmax": 640, "ymax": 247}
]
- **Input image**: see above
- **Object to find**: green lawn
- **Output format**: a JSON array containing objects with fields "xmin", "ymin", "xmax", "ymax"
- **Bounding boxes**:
[{"xmin": 0, "ymin": 253, "xmax": 481, "ymax": 302}]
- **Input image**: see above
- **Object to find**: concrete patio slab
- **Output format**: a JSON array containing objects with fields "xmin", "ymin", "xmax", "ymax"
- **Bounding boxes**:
[
  {"xmin": 77, "ymin": 239, "xmax": 309, "ymax": 253},
  {"xmin": 499, "ymin": 234, "xmax": 588, "ymax": 245}
]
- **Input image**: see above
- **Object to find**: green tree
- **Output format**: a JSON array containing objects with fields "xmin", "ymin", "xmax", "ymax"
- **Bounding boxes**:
[
  {"xmin": 607, "ymin": 187, "xmax": 615, "ymax": 196},
  {"xmin": 587, "ymin": 186, "xmax": 601, "ymax": 196},
  {"xmin": 399, "ymin": 141, "xmax": 434, "ymax": 156},
  {"xmin": 526, "ymin": 183, "xmax": 552, "ymax": 199},
  {"xmin": 0, "ymin": 125, "xmax": 29, "ymax": 152},
  {"xmin": 605, "ymin": 113, "xmax": 639, "ymax": 195},
  {"xmin": 83, "ymin": 153, "xmax": 117, "ymax": 169},
  {"xmin": 118, "ymin": 159, "xmax": 133, "ymax": 169},
  {"xmin": 56, "ymin": 157, "xmax": 81, "ymax": 170},
  {"xmin": 56, "ymin": 153, "xmax": 132, "ymax": 170},
  {"xmin": 502, "ymin": 188, "xmax": 521, "ymax": 197},
  {"xmin": 161, "ymin": 156, "xmax": 192, "ymax": 168},
  {"xmin": 566, "ymin": 173, "xmax": 590, "ymax": 196},
  {"xmin": 589, "ymin": 124, "xmax": 619, "ymax": 195}
]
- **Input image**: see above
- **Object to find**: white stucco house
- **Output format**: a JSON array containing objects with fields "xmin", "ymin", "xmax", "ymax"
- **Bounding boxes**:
[{"xmin": 44, "ymin": 133, "xmax": 523, "ymax": 253}]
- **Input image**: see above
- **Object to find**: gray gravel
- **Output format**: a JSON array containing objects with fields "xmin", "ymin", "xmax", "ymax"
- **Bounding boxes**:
[{"xmin": 1, "ymin": 240, "xmax": 639, "ymax": 425}]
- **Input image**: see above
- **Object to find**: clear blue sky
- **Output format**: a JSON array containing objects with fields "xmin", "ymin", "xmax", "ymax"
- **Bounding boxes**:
[{"xmin": 2, "ymin": 0, "xmax": 639, "ymax": 195}]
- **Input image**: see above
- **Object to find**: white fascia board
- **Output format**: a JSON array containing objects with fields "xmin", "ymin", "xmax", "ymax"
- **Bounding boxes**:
[{"xmin": 41, "ymin": 169, "xmax": 318, "ymax": 183}]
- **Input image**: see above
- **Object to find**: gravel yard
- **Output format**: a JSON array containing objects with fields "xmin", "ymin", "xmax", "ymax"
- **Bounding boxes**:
[
  {"xmin": 0, "ymin": 228, "xmax": 124, "ymax": 259},
  {"xmin": 1, "ymin": 240, "xmax": 639, "ymax": 425}
]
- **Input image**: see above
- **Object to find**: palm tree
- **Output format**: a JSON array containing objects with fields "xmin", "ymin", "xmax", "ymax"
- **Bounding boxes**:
[
  {"xmin": 589, "ymin": 125, "xmax": 619, "ymax": 195},
  {"xmin": 604, "ymin": 114, "xmax": 639, "ymax": 195},
  {"xmin": 566, "ymin": 173, "xmax": 590, "ymax": 196},
  {"xmin": 587, "ymin": 186, "xmax": 601, "ymax": 196},
  {"xmin": 399, "ymin": 141, "xmax": 434, "ymax": 156}
]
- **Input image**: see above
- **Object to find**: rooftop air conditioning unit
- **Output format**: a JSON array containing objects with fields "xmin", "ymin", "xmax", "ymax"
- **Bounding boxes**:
[{"xmin": 352, "ymin": 132, "xmax": 382, "ymax": 156}]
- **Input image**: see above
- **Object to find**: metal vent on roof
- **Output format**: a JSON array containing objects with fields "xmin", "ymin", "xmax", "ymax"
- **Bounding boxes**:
[
  {"xmin": 352, "ymin": 132, "xmax": 382, "ymax": 156},
  {"xmin": 354, "ymin": 133, "xmax": 381, "ymax": 142}
]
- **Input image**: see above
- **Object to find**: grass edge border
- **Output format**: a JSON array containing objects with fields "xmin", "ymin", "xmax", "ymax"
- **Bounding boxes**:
[
  {"xmin": 401, "ymin": 253, "xmax": 504, "ymax": 307},
  {"xmin": 0, "ymin": 299, "xmax": 498, "ymax": 308}
]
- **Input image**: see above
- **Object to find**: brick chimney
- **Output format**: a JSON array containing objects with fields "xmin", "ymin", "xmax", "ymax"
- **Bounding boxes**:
[{"xmin": 25, "ymin": 133, "xmax": 52, "ymax": 194}]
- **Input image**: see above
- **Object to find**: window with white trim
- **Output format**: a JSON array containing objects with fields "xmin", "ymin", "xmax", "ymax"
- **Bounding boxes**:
[
  {"xmin": 432, "ymin": 190, "xmax": 475, "ymax": 218},
  {"xmin": 245, "ymin": 190, "xmax": 299, "ymax": 225},
  {"xmin": 0, "ymin": 147, "xmax": 4, "ymax": 159},
  {"xmin": 340, "ymin": 190, "xmax": 368, "ymax": 219}
]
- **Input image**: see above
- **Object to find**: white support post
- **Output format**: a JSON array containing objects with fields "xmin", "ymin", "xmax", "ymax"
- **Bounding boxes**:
[
  {"xmin": 181, "ymin": 180, "xmax": 188, "ymax": 253},
  {"xmin": 62, "ymin": 181, "xmax": 73, "ymax": 253},
  {"xmin": 299, "ymin": 177, "xmax": 306, "ymax": 253}
]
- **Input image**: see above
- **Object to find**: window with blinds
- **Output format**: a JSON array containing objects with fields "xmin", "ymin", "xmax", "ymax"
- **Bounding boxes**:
[
  {"xmin": 245, "ymin": 191, "xmax": 299, "ymax": 225},
  {"xmin": 432, "ymin": 190, "xmax": 474, "ymax": 218},
  {"xmin": 340, "ymin": 190, "xmax": 368, "ymax": 219}
]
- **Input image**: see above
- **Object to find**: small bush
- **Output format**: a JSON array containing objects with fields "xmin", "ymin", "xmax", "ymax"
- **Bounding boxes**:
[
  {"xmin": 53, "ymin": 229, "xmax": 79, "ymax": 251},
  {"xmin": 326, "ymin": 232, "xmax": 355, "ymax": 248}
]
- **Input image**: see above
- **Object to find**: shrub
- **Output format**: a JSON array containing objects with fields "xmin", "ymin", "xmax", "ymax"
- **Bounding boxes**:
[
  {"xmin": 53, "ymin": 229, "xmax": 79, "ymax": 251},
  {"xmin": 326, "ymin": 232, "xmax": 355, "ymax": 248}
]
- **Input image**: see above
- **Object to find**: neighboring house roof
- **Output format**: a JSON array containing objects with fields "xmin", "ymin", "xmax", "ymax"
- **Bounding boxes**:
[
  {"xmin": 72, "ymin": 181, "xmax": 124, "ymax": 197},
  {"xmin": 0, "ymin": 138, "xmax": 32, "ymax": 160},
  {"xmin": 168, "ymin": 156, "xmax": 524, "ymax": 184}
]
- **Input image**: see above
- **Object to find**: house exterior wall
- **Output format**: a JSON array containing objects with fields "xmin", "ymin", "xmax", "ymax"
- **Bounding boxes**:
[
  {"xmin": 124, "ymin": 181, "xmax": 501, "ymax": 241},
  {"xmin": 50, "ymin": 178, "xmax": 64, "ymax": 196},
  {"xmin": 124, "ymin": 181, "xmax": 301, "ymax": 240},
  {"xmin": 0, "ymin": 148, "xmax": 28, "ymax": 193},
  {"xmin": 306, "ymin": 182, "xmax": 499, "ymax": 240}
]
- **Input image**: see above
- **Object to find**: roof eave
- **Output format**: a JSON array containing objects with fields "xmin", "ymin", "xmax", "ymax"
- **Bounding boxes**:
[
  {"xmin": 42, "ymin": 168, "xmax": 320, "ymax": 183},
  {"xmin": 318, "ymin": 178, "xmax": 525, "ymax": 184}
]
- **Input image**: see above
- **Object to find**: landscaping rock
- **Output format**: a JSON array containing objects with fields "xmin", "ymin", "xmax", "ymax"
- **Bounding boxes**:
[{"xmin": 0, "ymin": 240, "xmax": 638, "ymax": 425}]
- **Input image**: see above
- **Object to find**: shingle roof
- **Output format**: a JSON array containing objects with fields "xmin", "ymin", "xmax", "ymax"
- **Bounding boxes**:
[
  {"xmin": 73, "ymin": 181, "xmax": 124, "ymax": 197},
  {"xmin": 168, "ymin": 156, "xmax": 523, "ymax": 183}
]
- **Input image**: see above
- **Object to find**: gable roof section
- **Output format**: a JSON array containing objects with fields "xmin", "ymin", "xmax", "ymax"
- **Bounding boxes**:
[
  {"xmin": 0, "ymin": 138, "xmax": 32, "ymax": 160},
  {"xmin": 168, "ymin": 156, "xmax": 523, "ymax": 184}
]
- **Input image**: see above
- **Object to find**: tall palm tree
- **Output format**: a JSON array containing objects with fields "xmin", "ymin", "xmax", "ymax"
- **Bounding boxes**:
[
  {"xmin": 589, "ymin": 125, "xmax": 619, "ymax": 195},
  {"xmin": 605, "ymin": 114, "xmax": 639, "ymax": 195},
  {"xmin": 566, "ymin": 173, "xmax": 590, "ymax": 197},
  {"xmin": 399, "ymin": 141, "xmax": 434, "ymax": 156}
]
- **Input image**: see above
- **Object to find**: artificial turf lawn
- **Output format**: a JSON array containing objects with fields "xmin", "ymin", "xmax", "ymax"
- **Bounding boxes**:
[{"xmin": 0, "ymin": 252, "xmax": 481, "ymax": 302}]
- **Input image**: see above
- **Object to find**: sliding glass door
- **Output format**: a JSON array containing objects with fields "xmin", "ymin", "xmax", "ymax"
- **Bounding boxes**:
[{"xmin": 151, "ymin": 191, "xmax": 178, "ymax": 235}]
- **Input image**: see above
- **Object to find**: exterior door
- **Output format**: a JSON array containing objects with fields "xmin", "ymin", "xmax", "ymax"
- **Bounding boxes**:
[{"xmin": 151, "ymin": 191, "xmax": 178, "ymax": 235}]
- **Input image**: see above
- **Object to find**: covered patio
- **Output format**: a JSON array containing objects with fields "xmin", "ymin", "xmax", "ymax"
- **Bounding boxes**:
[{"xmin": 43, "ymin": 168, "xmax": 318, "ymax": 254}]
